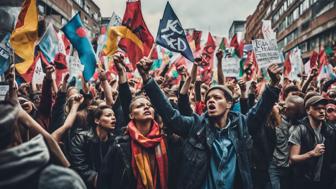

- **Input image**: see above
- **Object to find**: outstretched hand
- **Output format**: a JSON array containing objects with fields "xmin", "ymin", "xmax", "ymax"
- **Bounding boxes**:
[{"xmin": 267, "ymin": 64, "xmax": 282, "ymax": 87}]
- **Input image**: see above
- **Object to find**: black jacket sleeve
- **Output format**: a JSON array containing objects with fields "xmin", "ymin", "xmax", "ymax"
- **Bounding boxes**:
[
  {"xmin": 50, "ymin": 91, "xmax": 67, "ymax": 133},
  {"xmin": 178, "ymin": 93, "xmax": 193, "ymax": 116},
  {"xmin": 143, "ymin": 79, "xmax": 195, "ymax": 137},
  {"xmin": 69, "ymin": 132, "xmax": 97, "ymax": 187}
]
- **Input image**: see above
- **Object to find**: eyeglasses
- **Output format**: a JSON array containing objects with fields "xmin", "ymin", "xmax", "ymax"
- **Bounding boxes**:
[{"xmin": 327, "ymin": 108, "xmax": 336, "ymax": 113}]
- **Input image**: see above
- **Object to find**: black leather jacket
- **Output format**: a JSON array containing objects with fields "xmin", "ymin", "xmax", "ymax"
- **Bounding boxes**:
[
  {"xmin": 98, "ymin": 133, "xmax": 182, "ymax": 189},
  {"xmin": 69, "ymin": 128, "xmax": 114, "ymax": 189}
]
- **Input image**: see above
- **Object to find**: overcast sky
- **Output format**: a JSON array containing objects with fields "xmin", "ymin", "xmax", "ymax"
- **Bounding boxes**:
[{"xmin": 95, "ymin": 0, "xmax": 260, "ymax": 38}]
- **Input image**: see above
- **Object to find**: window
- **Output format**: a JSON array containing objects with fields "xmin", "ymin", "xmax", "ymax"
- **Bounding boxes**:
[
  {"xmin": 299, "ymin": 42, "xmax": 308, "ymax": 52},
  {"xmin": 287, "ymin": 33, "xmax": 293, "ymax": 44},
  {"xmin": 266, "ymin": 6, "xmax": 271, "ymax": 16},
  {"xmin": 74, "ymin": 0, "xmax": 84, "ymax": 8},
  {"xmin": 287, "ymin": 12, "xmax": 294, "ymax": 26},
  {"xmin": 293, "ymin": 7, "xmax": 299, "ymax": 20},
  {"xmin": 287, "ymin": 0, "xmax": 294, "ymax": 6},
  {"xmin": 300, "ymin": 0, "xmax": 310, "ymax": 13},
  {"xmin": 284, "ymin": 1, "xmax": 288, "ymax": 11},
  {"xmin": 293, "ymin": 29, "xmax": 299, "ymax": 39},
  {"xmin": 84, "ymin": 5, "xmax": 90, "ymax": 14},
  {"xmin": 93, "ymin": 13, "xmax": 99, "ymax": 21},
  {"xmin": 272, "ymin": 0, "xmax": 278, "ymax": 10},
  {"xmin": 278, "ymin": 19, "xmax": 287, "ymax": 33},
  {"xmin": 38, "ymin": 4, "xmax": 45, "ymax": 15},
  {"xmin": 84, "ymin": 16, "xmax": 88, "ymax": 24},
  {"xmin": 278, "ymin": 39, "xmax": 285, "ymax": 49},
  {"xmin": 301, "ymin": 21, "xmax": 310, "ymax": 31}
]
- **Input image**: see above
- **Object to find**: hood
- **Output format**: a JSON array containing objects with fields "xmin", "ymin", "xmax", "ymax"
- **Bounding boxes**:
[{"xmin": 0, "ymin": 135, "xmax": 49, "ymax": 186}]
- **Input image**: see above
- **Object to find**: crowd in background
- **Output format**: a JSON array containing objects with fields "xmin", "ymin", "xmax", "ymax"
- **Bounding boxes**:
[{"xmin": 1, "ymin": 47, "xmax": 336, "ymax": 189}]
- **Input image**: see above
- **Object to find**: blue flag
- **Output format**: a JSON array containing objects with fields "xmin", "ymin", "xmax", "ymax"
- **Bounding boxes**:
[
  {"xmin": 61, "ymin": 13, "xmax": 96, "ymax": 81},
  {"xmin": 38, "ymin": 24, "xmax": 59, "ymax": 63},
  {"xmin": 156, "ymin": 2, "xmax": 194, "ymax": 62},
  {"xmin": 0, "ymin": 33, "xmax": 11, "ymax": 74}
]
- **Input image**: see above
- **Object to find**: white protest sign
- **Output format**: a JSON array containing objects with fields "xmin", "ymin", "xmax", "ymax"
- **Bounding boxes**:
[
  {"xmin": 252, "ymin": 39, "xmax": 282, "ymax": 68},
  {"xmin": 68, "ymin": 56, "xmax": 84, "ymax": 78},
  {"xmin": 262, "ymin": 20, "xmax": 276, "ymax": 41},
  {"xmin": 0, "ymin": 84, "xmax": 9, "ymax": 101},
  {"xmin": 32, "ymin": 58, "xmax": 45, "ymax": 85},
  {"xmin": 222, "ymin": 57, "xmax": 240, "ymax": 77},
  {"xmin": 289, "ymin": 48, "xmax": 303, "ymax": 80}
]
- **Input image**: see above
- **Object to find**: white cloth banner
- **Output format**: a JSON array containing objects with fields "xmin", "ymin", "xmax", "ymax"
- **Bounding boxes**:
[
  {"xmin": 222, "ymin": 57, "xmax": 240, "ymax": 77},
  {"xmin": 252, "ymin": 39, "xmax": 282, "ymax": 68},
  {"xmin": 32, "ymin": 58, "xmax": 45, "ymax": 85},
  {"xmin": 289, "ymin": 48, "xmax": 303, "ymax": 80}
]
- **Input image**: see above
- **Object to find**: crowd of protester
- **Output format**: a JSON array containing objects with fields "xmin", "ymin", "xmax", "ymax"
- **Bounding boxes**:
[{"xmin": 1, "ymin": 48, "xmax": 336, "ymax": 189}]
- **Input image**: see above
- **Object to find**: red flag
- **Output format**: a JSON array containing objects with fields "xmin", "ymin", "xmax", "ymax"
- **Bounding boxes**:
[
  {"xmin": 118, "ymin": 1, "xmax": 157, "ymax": 68},
  {"xmin": 319, "ymin": 49, "xmax": 329, "ymax": 66},
  {"xmin": 193, "ymin": 30, "xmax": 202, "ymax": 52},
  {"xmin": 244, "ymin": 51, "xmax": 258, "ymax": 81},
  {"xmin": 201, "ymin": 33, "xmax": 216, "ymax": 69},
  {"xmin": 62, "ymin": 34, "xmax": 71, "ymax": 55},
  {"xmin": 54, "ymin": 53, "xmax": 68, "ymax": 86},
  {"xmin": 309, "ymin": 51, "xmax": 319, "ymax": 68},
  {"xmin": 230, "ymin": 34, "xmax": 244, "ymax": 58},
  {"xmin": 230, "ymin": 34, "xmax": 239, "ymax": 49},
  {"xmin": 283, "ymin": 52, "xmax": 292, "ymax": 77}
]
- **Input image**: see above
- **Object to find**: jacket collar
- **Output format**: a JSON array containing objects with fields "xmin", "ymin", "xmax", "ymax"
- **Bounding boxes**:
[{"xmin": 201, "ymin": 111, "xmax": 240, "ymax": 149}]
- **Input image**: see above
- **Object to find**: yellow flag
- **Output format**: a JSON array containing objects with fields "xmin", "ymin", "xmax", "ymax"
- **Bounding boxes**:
[
  {"xmin": 10, "ymin": 0, "xmax": 38, "ymax": 74},
  {"xmin": 103, "ymin": 26, "xmax": 144, "ymax": 56}
]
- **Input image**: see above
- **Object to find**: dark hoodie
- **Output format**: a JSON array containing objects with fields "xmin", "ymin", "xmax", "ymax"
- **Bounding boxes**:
[{"xmin": 0, "ymin": 135, "xmax": 86, "ymax": 189}]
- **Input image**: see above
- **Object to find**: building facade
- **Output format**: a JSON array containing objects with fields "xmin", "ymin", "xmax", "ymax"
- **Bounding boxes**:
[
  {"xmin": 72, "ymin": 0, "xmax": 101, "ymax": 39},
  {"xmin": 229, "ymin": 20, "xmax": 246, "ymax": 40},
  {"xmin": 37, "ymin": 0, "xmax": 101, "ymax": 39},
  {"xmin": 245, "ymin": 0, "xmax": 336, "ymax": 61}
]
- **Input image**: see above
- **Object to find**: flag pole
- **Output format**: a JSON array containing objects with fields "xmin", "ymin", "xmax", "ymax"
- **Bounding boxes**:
[{"xmin": 147, "ymin": 43, "xmax": 156, "ymax": 59}]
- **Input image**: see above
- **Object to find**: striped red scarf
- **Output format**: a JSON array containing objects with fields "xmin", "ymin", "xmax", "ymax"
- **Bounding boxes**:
[{"xmin": 128, "ymin": 120, "xmax": 168, "ymax": 189}]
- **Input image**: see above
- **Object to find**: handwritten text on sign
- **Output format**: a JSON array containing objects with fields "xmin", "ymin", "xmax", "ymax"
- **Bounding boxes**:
[
  {"xmin": 252, "ymin": 39, "xmax": 281, "ymax": 68},
  {"xmin": 222, "ymin": 57, "xmax": 240, "ymax": 77}
]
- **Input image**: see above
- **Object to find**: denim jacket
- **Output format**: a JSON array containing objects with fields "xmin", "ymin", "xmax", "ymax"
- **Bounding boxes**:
[{"xmin": 143, "ymin": 79, "xmax": 280, "ymax": 189}]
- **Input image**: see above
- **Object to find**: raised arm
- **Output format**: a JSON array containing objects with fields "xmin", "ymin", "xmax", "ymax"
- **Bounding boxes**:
[
  {"xmin": 178, "ymin": 62, "xmax": 198, "ymax": 115},
  {"xmin": 216, "ymin": 50, "xmax": 225, "ymax": 85},
  {"xmin": 302, "ymin": 68, "xmax": 318, "ymax": 93},
  {"xmin": 246, "ymin": 64, "xmax": 281, "ymax": 134},
  {"xmin": 99, "ymin": 69, "xmax": 114, "ymax": 106},
  {"xmin": 37, "ymin": 66, "xmax": 54, "ymax": 128},
  {"xmin": 137, "ymin": 58, "xmax": 195, "ymax": 137},
  {"xmin": 51, "ymin": 94, "xmax": 83, "ymax": 143},
  {"xmin": 114, "ymin": 53, "xmax": 132, "ymax": 123},
  {"xmin": 50, "ymin": 74, "xmax": 70, "ymax": 133}
]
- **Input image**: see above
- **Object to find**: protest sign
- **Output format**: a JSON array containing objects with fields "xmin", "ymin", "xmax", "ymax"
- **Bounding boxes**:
[
  {"xmin": 68, "ymin": 56, "xmax": 84, "ymax": 78},
  {"xmin": 252, "ymin": 39, "xmax": 281, "ymax": 68},
  {"xmin": 222, "ymin": 57, "xmax": 240, "ymax": 77}
]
